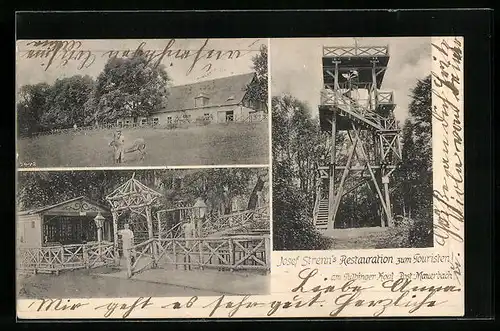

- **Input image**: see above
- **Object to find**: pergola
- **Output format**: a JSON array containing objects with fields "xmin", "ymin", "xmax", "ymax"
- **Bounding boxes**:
[{"xmin": 105, "ymin": 173, "xmax": 163, "ymax": 262}]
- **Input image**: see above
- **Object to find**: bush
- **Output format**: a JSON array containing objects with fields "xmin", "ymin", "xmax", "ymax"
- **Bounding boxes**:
[
  {"xmin": 408, "ymin": 208, "xmax": 433, "ymax": 248},
  {"xmin": 273, "ymin": 176, "xmax": 332, "ymax": 251},
  {"xmin": 195, "ymin": 117, "xmax": 212, "ymax": 126}
]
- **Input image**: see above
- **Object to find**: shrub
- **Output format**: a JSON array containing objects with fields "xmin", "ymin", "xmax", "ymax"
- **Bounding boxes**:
[{"xmin": 273, "ymin": 176, "xmax": 332, "ymax": 251}]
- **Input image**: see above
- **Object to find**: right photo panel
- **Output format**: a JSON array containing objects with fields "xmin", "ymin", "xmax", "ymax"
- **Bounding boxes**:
[
  {"xmin": 270, "ymin": 36, "xmax": 465, "ymax": 317},
  {"xmin": 271, "ymin": 37, "xmax": 433, "ymax": 251}
]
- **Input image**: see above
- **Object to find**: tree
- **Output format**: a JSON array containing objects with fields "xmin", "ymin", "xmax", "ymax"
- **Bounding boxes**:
[
  {"xmin": 17, "ymin": 169, "xmax": 265, "ymax": 218},
  {"xmin": 273, "ymin": 161, "xmax": 332, "ymax": 250},
  {"xmin": 168, "ymin": 168, "xmax": 260, "ymax": 214},
  {"xmin": 272, "ymin": 94, "xmax": 333, "ymax": 250},
  {"xmin": 88, "ymin": 54, "xmax": 171, "ymax": 124},
  {"xmin": 395, "ymin": 75, "xmax": 433, "ymax": 247},
  {"xmin": 273, "ymin": 95, "xmax": 330, "ymax": 211},
  {"xmin": 41, "ymin": 75, "xmax": 95, "ymax": 129},
  {"xmin": 245, "ymin": 44, "xmax": 268, "ymax": 112},
  {"xmin": 16, "ymin": 83, "xmax": 51, "ymax": 136}
]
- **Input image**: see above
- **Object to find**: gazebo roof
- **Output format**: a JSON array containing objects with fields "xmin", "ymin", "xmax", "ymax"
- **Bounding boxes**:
[
  {"xmin": 18, "ymin": 196, "xmax": 110, "ymax": 216},
  {"xmin": 105, "ymin": 173, "xmax": 163, "ymax": 212}
]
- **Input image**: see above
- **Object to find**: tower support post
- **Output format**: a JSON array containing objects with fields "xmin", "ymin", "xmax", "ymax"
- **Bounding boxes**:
[
  {"xmin": 327, "ymin": 115, "xmax": 337, "ymax": 230},
  {"xmin": 327, "ymin": 61, "xmax": 341, "ymax": 231},
  {"xmin": 382, "ymin": 170, "xmax": 395, "ymax": 227}
]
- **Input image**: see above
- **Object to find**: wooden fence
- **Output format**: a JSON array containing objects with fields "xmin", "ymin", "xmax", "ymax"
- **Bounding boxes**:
[
  {"xmin": 23, "ymin": 113, "xmax": 268, "ymax": 138},
  {"xmin": 202, "ymin": 205, "xmax": 269, "ymax": 236},
  {"xmin": 17, "ymin": 241, "xmax": 116, "ymax": 274},
  {"xmin": 126, "ymin": 235, "xmax": 270, "ymax": 278}
]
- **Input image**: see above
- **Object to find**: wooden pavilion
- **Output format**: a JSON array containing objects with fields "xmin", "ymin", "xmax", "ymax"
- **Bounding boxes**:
[{"xmin": 17, "ymin": 196, "xmax": 112, "ymax": 247}]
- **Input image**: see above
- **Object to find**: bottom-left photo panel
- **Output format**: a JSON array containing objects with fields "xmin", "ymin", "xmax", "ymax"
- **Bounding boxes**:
[{"xmin": 16, "ymin": 168, "xmax": 270, "ymax": 299}]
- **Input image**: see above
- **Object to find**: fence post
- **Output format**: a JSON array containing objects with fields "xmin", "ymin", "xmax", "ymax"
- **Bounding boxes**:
[
  {"xmin": 228, "ymin": 238, "xmax": 234, "ymax": 272},
  {"xmin": 152, "ymin": 240, "xmax": 158, "ymax": 268},
  {"xmin": 198, "ymin": 239, "xmax": 204, "ymax": 270},
  {"xmin": 83, "ymin": 244, "xmax": 89, "ymax": 268},
  {"xmin": 173, "ymin": 239, "xmax": 177, "ymax": 269},
  {"xmin": 264, "ymin": 235, "xmax": 271, "ymax": 272},
  {"xmin": 59, "ymin": 245, "xmax": 64, "ymax": 265},
  {"xmin": 126, "ymin": 248, "xmax": 132, "ymax": 278}
]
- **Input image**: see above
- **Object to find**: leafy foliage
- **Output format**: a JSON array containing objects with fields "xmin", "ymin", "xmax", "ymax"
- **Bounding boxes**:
[
  {"xmin": 393, "ymin": 75, "xmax": 433, "ymax": 247},
  {"xmin": 87, "ymin": 55, "xmax": 171, "ymax": 124},
  {"xmin": 245, "ymin": 44, "xmax": 268, "ymax": 112},
  {"xmin": 272, "ymin": 95, "xmax": 332, "ymax": 250},
  {"xmin": 273, "ymin": 162, "xmax": 332, "ymax": 250},
  {"xmin": 17, "ymin": 169, "xmax": 266, "ymax": 217},
  {"xmin": 41, "ymin": 75, "xmax": 95, "ymax": 129},
  {"xmin": 17, "ymin": 83, "xmax": 51, "ymax": 136},
  {"xmin": 17, "ymin": 54, "xmax": 172, "ymax": 135}
]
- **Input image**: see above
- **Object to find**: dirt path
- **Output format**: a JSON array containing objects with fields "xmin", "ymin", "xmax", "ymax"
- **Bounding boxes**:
[{"xmin": 17, "ymin": 267, "xmax": 222, "ymax": 299}]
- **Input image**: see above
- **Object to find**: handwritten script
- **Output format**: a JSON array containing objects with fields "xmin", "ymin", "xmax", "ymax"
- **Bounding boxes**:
[
  {"xmin": 431, "ymin": 37, "xmax": 464, "ymax": 247},
  {"xmin": 22, "ymin": 267, "xmax": 461, "ymax": 319},
  {"xmin": 19, "ymin": 39, "xmax": 261, "ymax": 76}
]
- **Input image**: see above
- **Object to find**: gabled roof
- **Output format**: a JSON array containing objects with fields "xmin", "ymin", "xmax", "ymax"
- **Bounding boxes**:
[
  {"xmin": 18, "ymin": 196, "xmax": 110, "ymax": 216},
  {"xmin": 106, "ymin": 173, "xmax": 163, "ymax": 212},
  {"xmin": 156, "ymin": 72, "xmax": 255, "ymax": 114}
]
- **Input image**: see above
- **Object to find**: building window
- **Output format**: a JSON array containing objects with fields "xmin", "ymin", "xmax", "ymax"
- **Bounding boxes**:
[
  {"xmin": 31, "ymin": 221, "xmax": 35, "ymax": 229},
  {"xmin": 117, "ymin": 120, "xmax": 123, "ymax": 126},
  {"xmin": 167, "ymin": 116, "xmax": 172, "ymax": 124},
  {"xmin": 125, "ymin": 120, "xmax": 131, "ymax": 126},
  {"xmin": 140, "ymin": 118, "xmax": 147, "ymax": 126},
  {"xmin": 152, "ymin": 118, "xmax": 159, "ymax": 125},
  {"xmin": 195, "ymin": 94, "xmax": 209, "ymax": 107}
]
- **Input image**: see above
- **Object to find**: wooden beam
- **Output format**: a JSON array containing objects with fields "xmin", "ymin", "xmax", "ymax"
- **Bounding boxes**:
[
  {"xmin": 332, "ymin": 135, "xmax": 359, "ymax": 220},
  {"xmin": 351, "ymin": 123, "xmax": 390, "ymax": 224}
]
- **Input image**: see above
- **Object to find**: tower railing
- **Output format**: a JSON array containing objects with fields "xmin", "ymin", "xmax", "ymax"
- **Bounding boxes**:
[
  {"xmin": 320, "ymin": 88, "xmax": 388, "ymax": 131},
  {"xmin": 323, "ymin": 45, "xmax": 389, "ymax": 57}
]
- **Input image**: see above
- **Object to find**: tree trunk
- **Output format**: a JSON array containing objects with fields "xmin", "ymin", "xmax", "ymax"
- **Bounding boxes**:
[{"xmin": 247, "ymin": 175, "xmax": 265, "ymax": 210}]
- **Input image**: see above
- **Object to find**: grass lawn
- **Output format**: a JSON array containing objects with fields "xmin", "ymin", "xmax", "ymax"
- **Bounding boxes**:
[
  {"xmin": 17, "ymin": 122, "xmax": 269, "ymax": 168},
  {"xmin": 17, "ymin": 267, "xmax": 222, "ymax": 299}
]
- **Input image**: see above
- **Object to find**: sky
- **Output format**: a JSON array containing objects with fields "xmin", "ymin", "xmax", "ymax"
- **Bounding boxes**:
[
  {"xmin": 16, "ymin": 38, "xmax": 265, "ymax": 92},
  {"xmin": 270, "ymin": 37, "xmax": 431, "ymax": 123}
]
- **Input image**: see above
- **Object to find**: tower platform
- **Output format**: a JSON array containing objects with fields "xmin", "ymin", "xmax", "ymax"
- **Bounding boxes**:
[{"xmin": 322, "ymin": 46, "xmax": 390, "ymax": 89}]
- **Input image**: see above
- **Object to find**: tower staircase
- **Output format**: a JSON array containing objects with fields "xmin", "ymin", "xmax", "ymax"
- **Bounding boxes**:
[{"xmin": 314, "ymin": 199, "xmax": 330, "ymax": 231}]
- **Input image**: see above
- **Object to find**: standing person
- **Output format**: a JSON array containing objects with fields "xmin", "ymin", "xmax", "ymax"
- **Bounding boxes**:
[
  {"xmin": 181, "ymin": 220, "xmax": 195, "ymax": 270},
  {"xmin": 193, "ymin": 197, "xmax": 207, "ymax": 238},
  {"xmin": 115, "ymin": 129, "xmax": 125, "ymax": 163},
  {"xmin": 119, "ymin": 223, "xmax": 135, "ymax": 267},
  {"xmin": 111, "ymin": 129, "xmax": 126, "ymax": 164}
]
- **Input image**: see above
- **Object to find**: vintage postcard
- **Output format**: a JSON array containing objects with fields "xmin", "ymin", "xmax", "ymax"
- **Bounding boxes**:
[
  {"xmin": 15, "ymin": 38, "xmax": 269, "ymax": 168},
  {"xmin": 16, "ymin": 36, "xmax": 464, "ymax": 319}
]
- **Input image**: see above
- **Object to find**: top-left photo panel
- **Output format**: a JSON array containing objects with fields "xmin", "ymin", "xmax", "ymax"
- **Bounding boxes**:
[{"xmin": 16, "ymin": 39, "xmax": 269, "ymax": 169}]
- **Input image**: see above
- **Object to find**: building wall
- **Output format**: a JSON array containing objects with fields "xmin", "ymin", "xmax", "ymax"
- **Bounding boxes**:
[
  {"xmin": 17, "ymin": 214, "xmax": 42, "ymax": 247},
  {"xmin": 153, "ymin": 104, "xmax": 256, "ymax": 125},
  {"xmin": 116, "ymin": 104, "xmax": 259, "ymax": 126}
]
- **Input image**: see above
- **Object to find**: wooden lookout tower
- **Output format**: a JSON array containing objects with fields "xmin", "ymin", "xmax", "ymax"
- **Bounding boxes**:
[{"xmin": 314, "ymin": 43, "xmax": 402, "ymax": 232}]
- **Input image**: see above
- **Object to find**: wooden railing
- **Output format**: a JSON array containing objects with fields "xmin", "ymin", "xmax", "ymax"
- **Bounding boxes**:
[
  {"xmin": 18, "ymin": 241, "xmax": 116, "ymax": 274},
  {"xmin": 323, "ymin": 45, "xmax": 389, "ymax": 57},
  {"xmin": 127, "ymin": 234, "xmax": 271, "ymax": 277},
  {"xmin": 377, "ymin": 91, "xmax": 394, "ymax": 104},
  {"xmin": 313, "ymin": 182, "xmax": 322, "ymax": 225},
  {"xmin": 202, "ymin": 205, "xmax": 269, "ymax": 236},
  {"xmin": 320, "ymin": 88, "xmax": 388, "ymax": 131}
]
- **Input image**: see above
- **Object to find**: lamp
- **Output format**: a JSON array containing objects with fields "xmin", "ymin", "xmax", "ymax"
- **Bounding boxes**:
[
  {"xmin": 94, "ymin": 211, "xmax": 105, "ymax": 243},
  {"xmin": 94, "ymin": 211, "xmax": 105, "ymax": 229}
]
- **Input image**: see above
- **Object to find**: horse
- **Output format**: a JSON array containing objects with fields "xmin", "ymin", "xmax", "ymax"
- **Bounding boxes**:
[{"xmin": 109, "ymin": 133, "xmax": 146, "ymax": 163}]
